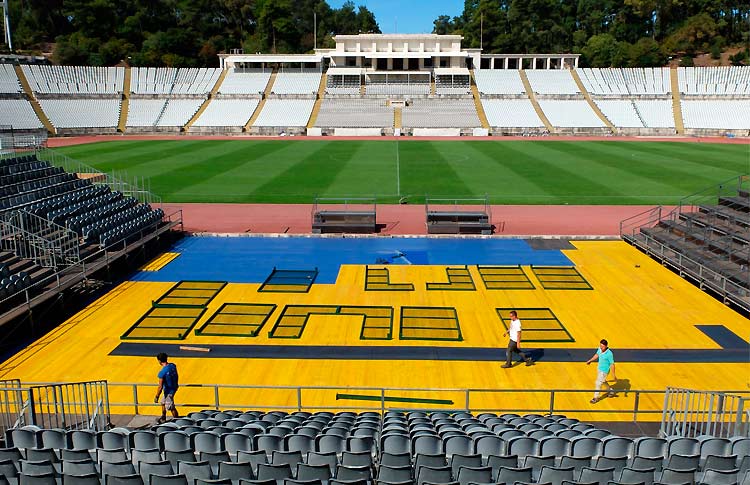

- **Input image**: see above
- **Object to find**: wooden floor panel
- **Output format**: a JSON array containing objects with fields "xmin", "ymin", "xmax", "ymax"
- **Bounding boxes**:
[{"xmin": 2, "ymin": 241, "xmax": 748, "ymax": 420}]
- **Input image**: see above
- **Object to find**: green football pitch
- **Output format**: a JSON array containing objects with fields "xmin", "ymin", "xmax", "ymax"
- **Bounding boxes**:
[{"xmin": 55, "ymin": 139, "xmax": 750, "ymax": 205}]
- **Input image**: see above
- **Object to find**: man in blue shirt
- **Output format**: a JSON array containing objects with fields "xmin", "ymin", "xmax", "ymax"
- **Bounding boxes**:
[
  {"xmin": 154, "ymin": 352, "xmax": 179, "ymax": 423},
  {"xmin": 586, "ymin": 339, "xmax": 617, "ymax": 404}
]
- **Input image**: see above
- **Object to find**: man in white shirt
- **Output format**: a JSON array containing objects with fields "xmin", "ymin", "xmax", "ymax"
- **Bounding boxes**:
[{"xmin": 502, "ymin": 310, "xmax": 533, "ymax": 368}]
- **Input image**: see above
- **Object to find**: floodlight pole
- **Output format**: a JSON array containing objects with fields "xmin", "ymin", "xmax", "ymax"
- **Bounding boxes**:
[
  {"xmin": 314, "ymin": 11, "xmax": 317, "ymax": 50},
  {"xmin": 2, "ymin": 0, "xmax": 12, "ymax": 51}
]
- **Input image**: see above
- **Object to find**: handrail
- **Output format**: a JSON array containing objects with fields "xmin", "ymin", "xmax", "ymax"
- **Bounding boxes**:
[
  {"xmin": 35, "ymin": 148, "xmax": 162, "ymax": 207},
  {"xmin": 19, "ymin": 381, "xmax": 745, "ymax": 422}
]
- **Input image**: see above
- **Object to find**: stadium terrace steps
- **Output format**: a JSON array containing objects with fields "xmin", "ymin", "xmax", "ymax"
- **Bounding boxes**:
[
  {"xmin": 184, "ymin": 68, "xmax": 229, "ymax": 131},
  {"xmin": 307, "ymin": 73, "xmax": 327, "ymax": 128},
  {"xmin": 244, "ymin": 70, "xmax": 277, "ymax": 131},
  {"xmin": 393, "ymin": 106, "xmax": 402, "ymax": 129},
  {"xmin": 670, "ymin": 68, "xmax": 685, "ymax": 134},
  {"xmin": 14, "ymin": 65, "xmax": 55, "ymax": 135},
  {"xmin": 570, "ymin": 69, "xmax": 617, "ymax": 134},
  {"xmin": 469, "ymin": 71, "xmax": 490, "ymax": 129},
  {"xmin": 519, "ymin": 69, "xmax": 555, "ymax": 133},
  {"xmin": 117, "ymin": 67, "xmax": 132, "ymax": 133}
]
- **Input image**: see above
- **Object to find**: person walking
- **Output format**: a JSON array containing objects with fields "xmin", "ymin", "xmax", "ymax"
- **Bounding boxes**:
[
  {"xmin": 154, "ymin": 352, "xmax": 179, "ymax": 423},
  {"xmin": 586, "ymin": 339, "xmax": 617, "ymax": 403},
  {"xmin": 501, "ymin": 310, "xmax": 532, "ymax": 368}
]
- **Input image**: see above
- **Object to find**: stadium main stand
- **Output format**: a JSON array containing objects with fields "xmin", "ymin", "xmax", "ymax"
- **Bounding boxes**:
[{"xmin": 0, "ymin": 34, "xmax": 749, "ymax": 136}]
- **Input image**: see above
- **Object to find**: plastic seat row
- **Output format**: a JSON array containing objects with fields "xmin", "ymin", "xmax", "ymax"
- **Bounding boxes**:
[
  {"xmin": 0, "ymin": 159, "xmax": 51, "ymax": 177},
  {"xmin": 0, "ymin": 154, "xmax": 38, "ymax": 168},
  {"xmin": 25, "ymin": 185, "xmax": 108, "ymax": 220},
  {"xmin": 79, "ymin": 204, "xmax": 150, "ymax": 243},
  {"xmin": 47, "ymin": 191, "xmax": 123, "ymax": 226},
  {"xmin": 0, "ymin": 178, "xmax": 88, "ymax": 211},
  {"xmin": 68, "ymin": 198, "xmax": 139, "ymax": 235},
  {"xmin": 99, "ymin": 209, "xmax": 164, "ymax": 248},
  {"xmin": 0, "ymin": 168, "xmax": 65, "ymax": 197}
]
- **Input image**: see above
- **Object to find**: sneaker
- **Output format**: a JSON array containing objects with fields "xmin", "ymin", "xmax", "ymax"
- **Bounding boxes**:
[
  {"xmin": 156, "ymin": 417, "xmax": 167, "ymax": 424},
  {"xmin": 501, "ymin": 364, "xmax": 512, "ymax": 368},
  {"xmin": 590, "ymin": 398, "xmax": 598, "ymax": 404},
  {"xmin": 525, "ymin": 360, "xmax": 534, "ymax": 366},
  {"xmin": 607, "ymin": 391, "xmax": 617, "ymax": 397}
]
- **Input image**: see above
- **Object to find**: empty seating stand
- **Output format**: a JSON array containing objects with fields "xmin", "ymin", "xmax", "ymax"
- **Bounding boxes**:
[
  {"xmin": 426, "ymin": 210, "xmax": 493, "ymax": 235},
  {"xmin": 312, "ymin": 210, "xmax": 377, "ymax": 234}
]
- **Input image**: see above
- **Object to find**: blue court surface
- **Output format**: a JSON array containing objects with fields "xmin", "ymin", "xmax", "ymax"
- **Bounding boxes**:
[{"xmin": 134, "ymin": 236, "xmax": 572, "ymax": 284}]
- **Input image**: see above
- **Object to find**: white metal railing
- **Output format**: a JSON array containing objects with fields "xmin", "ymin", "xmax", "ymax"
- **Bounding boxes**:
[
  {"xmin": 661, "ymin": 387, "xmax": 750, "ymax": 438},
  {"xmin": 0, "ymin": 380, "xmax": 109, "ymax": 431},
  {"xmin": 2, "ymin": 209, "xmax": 80, "ymax": 267},
  {"xmin": 74, "ymin": 382, "xmax": 750, "ymax": 423}
]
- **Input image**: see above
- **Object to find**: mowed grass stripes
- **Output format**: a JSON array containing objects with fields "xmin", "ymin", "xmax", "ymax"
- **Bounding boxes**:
[{"xmin": 55, "ymin": 140, "xmax": 750, "ymax": 204}]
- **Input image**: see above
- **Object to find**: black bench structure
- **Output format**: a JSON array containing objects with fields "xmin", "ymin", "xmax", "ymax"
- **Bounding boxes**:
[
  {"xmin": 425, "ymin": 197, "xmax": 494, "ymax": 235},
  {"xmin": 621, "ymin": 174, "xmax": 750, "ymax": 312},
  {"xmin": 311, "ymin": 197, "xmax": 378, "ymax": 234}
]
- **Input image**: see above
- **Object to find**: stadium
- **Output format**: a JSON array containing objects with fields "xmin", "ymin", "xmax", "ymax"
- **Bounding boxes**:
[{"xmin": 0, "ymin": 2, "xmax": 749, "ymax": 483}]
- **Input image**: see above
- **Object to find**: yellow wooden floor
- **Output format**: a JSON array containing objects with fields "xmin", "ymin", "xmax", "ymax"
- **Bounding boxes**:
[{"xmin": 2, "ymin": 241, "xmax": 748, "ymax": 421}]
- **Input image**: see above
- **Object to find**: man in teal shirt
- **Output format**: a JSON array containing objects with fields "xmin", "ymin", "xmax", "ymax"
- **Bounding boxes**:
[{"xmin": 586, "ymin": 339, "xmax": 617, "ymax": 403}]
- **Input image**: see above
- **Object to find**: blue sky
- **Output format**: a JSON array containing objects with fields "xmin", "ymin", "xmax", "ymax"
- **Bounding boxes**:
[{"xmin": 327, "ymin": 0, "xmax": 463, "ymax": 34}]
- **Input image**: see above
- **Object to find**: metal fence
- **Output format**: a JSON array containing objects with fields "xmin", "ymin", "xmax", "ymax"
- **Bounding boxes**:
[
  {"xmin": 35, "ymin": 148, "xmax": 162, "ymax": 206},
  {"xmin": 0, "ymin": 381, "xmax": 110, "ymax": 432},
  {"xmin": 1, "ymin": 209, "xmax": 80, "ymax": 268},
  {"xmin": 661, "ymin": 387, "xmax": 750, "ymax": 438},
  {"xmin": 0, "ymin": 380, "xmax": 25, "ymax": 437},
  {"xmin": 82, "ymin": 382, "xmax": 748, "ymax": 423}
]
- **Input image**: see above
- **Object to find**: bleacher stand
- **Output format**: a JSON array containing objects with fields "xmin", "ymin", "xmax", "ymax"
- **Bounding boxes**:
[
  {"xmin": 0, "ymin": 99, "xmax": 44, "ymax": 130},
  {"xmin": 326, "ymin": 73, "xmax": 361, "ymax": 95},
  {"xmin": 366, "ymin": 81, "xmax": 431, "ymax": 95},
  {"xmin": 253, "ymin": 99, "xmax": 316, "ymax": 127},
  {"xmin": 682, "ymin": 100, "xmax": 750, "ymax": 132},
  {"xmin": 314, "ymin": 99, "xmax": 393, "ymax": 128},
  {"xmin": 270, "ymin": 71, "xmax": 322, "ymax": 95},
  {"xmin": 435, "ymin": 74, "xmax": 471, "ymax": 95},
  {"xmin": 401, "ymin": 99, "xmax": 481, "ymax": 128},
  {"xmin": 192, "ymin": 99, "xmax": 261, "ymax": 129},
  {"xmin": 594, "ymin": 99, "xmax": 675, "ymax": 129},
  {"xmin": 537, "ymin": 99, "xmax": 605, "ymax": 128},
  {"xmin": 21, "ymin": 65, "xmax": 124, "ymax": 94},
  {"xmin": 155, "ymin": 98, "xmax": 205, "ymax": 127},
  {"xmin": 0, "ymin": 64, "xmax": 23, "ymax": 93},
  {"xmin": 481, "ymin": 99, "xmax": 545, "ymax": 129},
  {"xmin": 474, "ymin": 70, "xmax": 526, "ymax": 95},
  {"xmin": 525, "ymin": 69, "xmax": 580, "ymax": 95},
  {"xmin": 678, "ymin": 66, "xmax": 750, "ymax": 95},
  {"xmin": 130, "ymin": 67, "xmax": 220, "ymax": 95},
  {"xmin": 39, "ymin": 98, "xmax": 121, "ymax": 130},
  {"xmin": 1, "ymin": 409, "xmax": 747, "ymax": 484},
  {"xmin": 218, "ymin": 69, "xmax": 272, "ymax": 95},
  {"xmin": 126, "ymin": 99, "xmax": 167, "ymax": 128},
  {"xmin": 578, "ymin": 68, "xmax": 671, "ymax": 95}
]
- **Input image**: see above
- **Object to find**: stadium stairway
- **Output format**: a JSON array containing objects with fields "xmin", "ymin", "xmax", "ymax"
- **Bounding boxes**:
[
  {"xmin": 519, "ymin": 69, "xmax": 555, "ymax": 133},
  {"xmin": 117, "ymin": 67, "xmax": 132, "ymax": 133},
  {"xmin": 570, "ymin": 68, "xmax": 617, "ymax": 134},
  {"xmin": 430, "ymin": 76, "xmax": 436, "ymax": 95},
  {"xmin": 13, "ymin": 65, "xmax": 55, "ymax": 135},
  {"xmin": 469, "ymin": 71, "xmax": 490, "ymax": 130},
  {"xmin": 184, "ymin": 68, "xmax": 229, "ymax": 131},
  {"xmin": 244, "ymin": 69, "xmax": 277, "ymax": 131},
  {"xmin": 670, "ymin": 68, "xmax": 685, "ymax": 134},
  {"xmin": 307, "ymin": 73, "xmax": 327, "ymax": 129},
  {"xmin": 393, "ymin": 105, "xmax": 402, "ymax": 129}
]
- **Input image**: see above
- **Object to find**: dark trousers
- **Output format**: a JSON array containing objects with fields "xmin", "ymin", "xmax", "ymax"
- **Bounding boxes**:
[{"xmin": 506, "ymin": 340, "xmax": 529, "ymax": 365}]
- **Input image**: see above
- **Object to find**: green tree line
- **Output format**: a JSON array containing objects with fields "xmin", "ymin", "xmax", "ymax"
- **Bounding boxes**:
[
  {"xmin": 6, "ymin": 0, "xmax": 379, "ymax": 66},
  {"xmin": 433, "ymin": 0, "xmax": 750, "ymax": 66}
]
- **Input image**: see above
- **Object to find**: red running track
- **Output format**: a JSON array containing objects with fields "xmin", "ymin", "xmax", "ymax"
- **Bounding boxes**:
[{"xmin": 163, "ymin": 203, "xmax": 670, "ymax": 236}]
